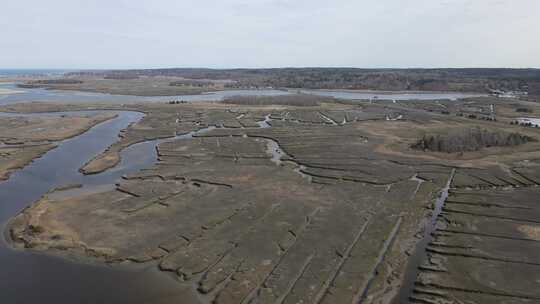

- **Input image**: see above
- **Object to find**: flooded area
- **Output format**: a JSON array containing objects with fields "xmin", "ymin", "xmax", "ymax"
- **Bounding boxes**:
[{"xmin": 0, "ymin": 111, "xmax": 188, "ymax": 304}]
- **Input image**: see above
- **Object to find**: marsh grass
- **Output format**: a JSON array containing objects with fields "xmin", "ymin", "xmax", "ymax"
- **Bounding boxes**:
[{"xmin": 222, "ymin": 94, "xmax": 337, "ymax": 106}]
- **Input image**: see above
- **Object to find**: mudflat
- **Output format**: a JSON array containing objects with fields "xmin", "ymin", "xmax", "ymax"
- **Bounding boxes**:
[{"xmin": 3, "ymin": 96, "xmax": 540, "ymax": 303}]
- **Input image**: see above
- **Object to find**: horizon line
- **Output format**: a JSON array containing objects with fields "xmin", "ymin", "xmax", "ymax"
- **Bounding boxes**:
[{"xmin": 1, "ymin": 66, "xmax": 540, "ymax": 71}]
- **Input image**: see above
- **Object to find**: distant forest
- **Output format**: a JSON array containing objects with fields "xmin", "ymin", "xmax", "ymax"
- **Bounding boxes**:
[{"xmin": 67, "ymin": 68, "xmax": 540, "ymax": 96}]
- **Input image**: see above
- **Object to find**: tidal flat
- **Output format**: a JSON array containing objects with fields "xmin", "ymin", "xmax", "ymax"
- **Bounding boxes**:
[{"xmin": 1, "ymin": 96, "xmax": 540, "ymax": 304}]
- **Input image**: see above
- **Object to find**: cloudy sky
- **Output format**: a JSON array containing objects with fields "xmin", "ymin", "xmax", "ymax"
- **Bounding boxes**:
[{"xmin": 1, "ymin": 0, "xmax": 539, "ymax": 69}]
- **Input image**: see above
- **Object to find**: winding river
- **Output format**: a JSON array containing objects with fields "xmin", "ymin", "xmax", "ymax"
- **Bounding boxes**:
[{"xmin": 0, "ymin": 111, "xmax": 188, "ymax": 304}]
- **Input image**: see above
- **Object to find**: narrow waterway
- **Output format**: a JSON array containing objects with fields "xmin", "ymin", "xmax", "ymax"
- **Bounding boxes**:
[
  {"xmin": 394, "ymin": 169, "xmax": 456, "ymax": 303},
  {"xmin": 0, "ymin": 111, "xmax": 189, "ymax": 304}
]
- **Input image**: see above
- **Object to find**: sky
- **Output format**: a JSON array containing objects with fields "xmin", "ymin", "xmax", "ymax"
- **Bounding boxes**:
[{"xmin": 1, "ymin": 0, "xmax": 539, "ymax": 69}]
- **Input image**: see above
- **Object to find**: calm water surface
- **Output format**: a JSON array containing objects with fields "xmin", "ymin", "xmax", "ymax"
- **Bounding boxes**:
[
  {"xmin": 0, "ymin": 111, "xmax": 188, "ymax": 304},
  {"xmin": 0, "ymin": 83, "xmax": 486, "ymax": 105},
  {"xmin": 0, "ymin": 83, "xmax": 292, "ymax": 104},
  {"xmin": 298, "ymin": 89, "xmax": 486, "ymax": 100}
]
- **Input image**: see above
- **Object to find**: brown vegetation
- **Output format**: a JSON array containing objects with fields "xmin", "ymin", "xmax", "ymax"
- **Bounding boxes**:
[
  {"xmin": 5, "ymin": 97, "xmax": 540, "ymax": 304},
  {"xmin": 169, "ymin": 79, "xmax": 216, "ymax": 87},
  {"xmin": 18, "ymin": 79, "xmax": 83, "ymax": 88},
  {"xmin": 222, "ymin": 94, "xmax": 336, "ymax": 106}
]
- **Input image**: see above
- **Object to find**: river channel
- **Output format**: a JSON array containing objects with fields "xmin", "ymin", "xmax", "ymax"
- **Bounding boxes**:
[
  {"xmin": 0, "ymin": 111, "xmax": 190, "ymax": 304},
  {"xmin": 0, "ymin": 82, "xmax": 486, "ymax": 105}
]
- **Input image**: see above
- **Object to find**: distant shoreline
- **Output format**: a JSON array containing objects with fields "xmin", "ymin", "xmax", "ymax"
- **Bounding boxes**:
[
  {"xmin": 0, "ymin": 88, "xmax": 24, "ymax": 95},
  {"xmin": 292, "ymin": 88, "xmax": 488, "ymax": 96}
]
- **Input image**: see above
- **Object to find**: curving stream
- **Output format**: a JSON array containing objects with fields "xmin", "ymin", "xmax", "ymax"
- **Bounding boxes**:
[{"xmin": 0, "ymin": 111, "xmax": 190, "ymax": 304}]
